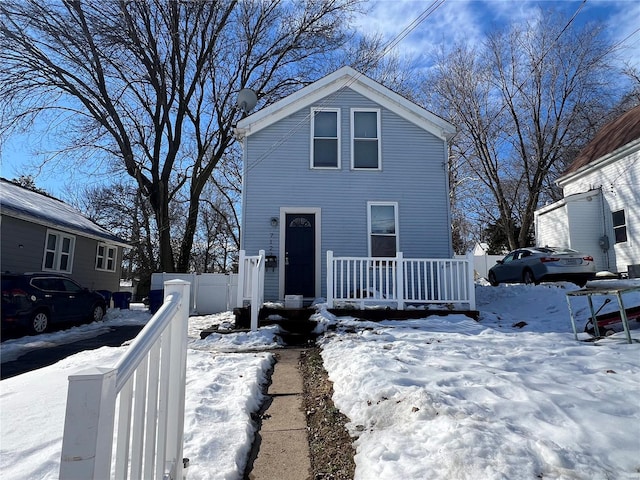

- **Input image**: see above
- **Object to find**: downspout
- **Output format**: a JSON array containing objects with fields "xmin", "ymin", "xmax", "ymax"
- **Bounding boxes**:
[{"xmin": 238, "ymin": 134, "xmax": 248, "ymax": 253}]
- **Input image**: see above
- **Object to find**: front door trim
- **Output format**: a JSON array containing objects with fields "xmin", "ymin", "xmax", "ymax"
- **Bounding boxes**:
[{"xmin": 279, "ymin": 207, "xmax": 321, "ymax": 300}]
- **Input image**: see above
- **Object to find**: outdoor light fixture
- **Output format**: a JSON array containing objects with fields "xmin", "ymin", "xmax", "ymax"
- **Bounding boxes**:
[{"xmin": 270, "ymin": 217, "xmax": 279, "ymax": 227}]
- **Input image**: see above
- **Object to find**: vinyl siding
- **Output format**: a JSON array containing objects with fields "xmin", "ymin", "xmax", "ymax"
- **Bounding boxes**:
[
  {"xmin": 566, "ymin": 195, "xmax": 608, "ymax": 272},
  {"xmin": 242, "ymin": 87, "xmax": 452, "ymax": 300},
  {"xmin": 560, "ymin": 148, "xmax": 639, "ymax": 273},
  {"xmin": 535, "ymin": 204, "xmax": 569, "ymax": 248},
  {"xmin": 1, "ymin": 215, "xmax": 122, "ymax": 292}
]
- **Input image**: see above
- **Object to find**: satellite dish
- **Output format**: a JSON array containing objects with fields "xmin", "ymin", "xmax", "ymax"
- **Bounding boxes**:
[{"xmin": 237, "ymin": 88, "xmax": 257, "ymax": 115}]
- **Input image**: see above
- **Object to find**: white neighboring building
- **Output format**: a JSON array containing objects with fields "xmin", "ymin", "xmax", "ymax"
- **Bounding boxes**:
[{"xmin": 535, "ymin": 105, "xmax": 640, "ymax": 276}]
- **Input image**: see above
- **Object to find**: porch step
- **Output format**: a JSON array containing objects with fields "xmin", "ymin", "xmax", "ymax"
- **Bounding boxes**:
[
  {"xmin": 198, "ymin": 307, "xmax": 318, "ymax": 346},
  {"xmin": 233, "ymin": 306, "xmax": 315, "ymax": 329}
]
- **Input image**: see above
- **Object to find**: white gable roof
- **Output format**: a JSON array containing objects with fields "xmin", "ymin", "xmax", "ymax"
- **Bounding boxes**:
[
  {"xmin": 235, "ymin": 66, "xmax": 455, "ymax": 141},
  {"xmin": 0, "ymin": 179, "xmax": 129, "ymax": 247}
]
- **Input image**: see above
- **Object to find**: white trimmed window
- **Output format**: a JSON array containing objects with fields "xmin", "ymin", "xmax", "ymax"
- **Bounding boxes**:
[
  {"xmin": 96, "ymin": 243, "xmax": 118, "ymax": 272},
  {"xmin": 42, "ymin": 230, "xmax": 75, "ymax": 273},
  {"xmin": 311, "ymin": 108, "xmax": 340, "ymax": 168},
  {"xmin": 352, "ymin": 108, "xmax": 381, "ymax": 170},
  {"xmin": 368, "ymin": 202, "xmax": 398, "ymax": 257}
]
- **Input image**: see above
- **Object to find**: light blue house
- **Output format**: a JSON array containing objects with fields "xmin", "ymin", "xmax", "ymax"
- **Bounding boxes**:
[{"xmin": 235, "ymin": 67, "xmax": 457, "ymax": 304}]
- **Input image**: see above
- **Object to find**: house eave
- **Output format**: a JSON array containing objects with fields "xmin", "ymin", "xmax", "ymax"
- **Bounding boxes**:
[
  {"xmin": 235, "ymin": 66, "xmax": 455, "ymax": 141},
  {"xmin": 557, "ymin": 138, "xmax": 640, "ymax": 188},
  {"xmin": 1, "ymin": 209, "xmax": 130, "ymax": 248},
  {"xmin": 535, "ymin": 188, "xmax": 602, "ymax": 216}
]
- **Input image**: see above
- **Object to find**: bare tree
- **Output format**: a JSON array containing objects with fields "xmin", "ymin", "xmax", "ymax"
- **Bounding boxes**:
[
  {"xmin": 185, "ymin": 147, "xmax": 242, "ymax": 273},
  {"xmin": 0, "ymin": 0, "xmax": 362, "ymax": 272},
  {"xmin": 425, "ymin": 12, "xmax": 621, "ymax": 250},
  {"xmin": 71, "ymin": 182, "xmax": 158, "ymax": 295}
]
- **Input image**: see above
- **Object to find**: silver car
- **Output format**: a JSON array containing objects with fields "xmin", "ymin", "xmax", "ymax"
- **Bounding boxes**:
[{"xmin": 488, "ymin": 247, "xmax": 596, "ymax": 287}]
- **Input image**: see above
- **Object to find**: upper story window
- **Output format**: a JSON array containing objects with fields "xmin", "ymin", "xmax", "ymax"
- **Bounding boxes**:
[
  {"xmin": 368, "ymin": 202, "xmax": 398, "ymax": 257},
  {"xmin": 96, "ymin": 243, "xmax": 118, "ymax": 272},
  {"xmin": 42, "ymin": 230, "xmax": 75, "ymax": 273},
  {"xmin": 352, "ymin": 109, "xmax": 381, "ymax": 170},
  {"xmin": 311, "ymin": 108, "xmax": 340, "ymax": 168},
  {"xmin": 612, "ymin": 209, "xmax": 627, "ymax": 243}
]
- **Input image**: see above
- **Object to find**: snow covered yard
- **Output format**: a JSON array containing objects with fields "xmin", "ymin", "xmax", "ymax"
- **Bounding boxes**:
[
  {"xmin": 1, "ymin": 281, "xmax": 639, "ymax": 479},
  {"xmin": 1, "ymin": 308, "xmax": 279, "ymax": 480},
  {"xmin": 319, "ymin": 282, "xmax": 640, "ymax": 479}
]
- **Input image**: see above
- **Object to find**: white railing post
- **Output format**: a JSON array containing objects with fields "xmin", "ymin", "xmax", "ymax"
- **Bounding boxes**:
[
  {"xmin": 258, "ymin": 249, "xmax": 265, "ymax": 307},
  {"xmin": 396, "ymin": 252, "xmax": 405, "ymax": 310},
  {"xmin": 59, "ymin": 367, "xmax": 117, "ymax": 480},
  {"xmin": 466, "ymin": 251, "xmax": 476, "ymax": 310},
  {"xmin": 163, "ymin": 280, "xmax": 190, "ymax": 480},
  {"xmin": 237, "ymin": 250, "xmax": 246, "ymax": 308},
  {"xmin": 250, "ymin": 253, "xmax": 263, "ymax": 332},
  {"xmin": 327, "ymin": 251, "xmax": 334, "ymax": 308}
]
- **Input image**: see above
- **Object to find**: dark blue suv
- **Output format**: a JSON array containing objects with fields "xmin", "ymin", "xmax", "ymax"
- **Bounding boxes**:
[{"xmin": 1, "ymin": 273, "xmax": 107, "ymax": 334}]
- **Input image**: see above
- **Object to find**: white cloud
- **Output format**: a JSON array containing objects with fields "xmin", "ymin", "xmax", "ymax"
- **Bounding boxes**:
[
  {"xmin": 605, "ymin": 1, "xmax": 640, "ymax": 69},
  {"xmin": 353, "ymin": 0, "xmax": 638, "ymax": 70}
]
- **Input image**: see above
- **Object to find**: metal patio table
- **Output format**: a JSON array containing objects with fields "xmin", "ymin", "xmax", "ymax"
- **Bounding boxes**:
[{"xmin": 566, "ymin": 284, "xmax": 640, "ymax": 344}]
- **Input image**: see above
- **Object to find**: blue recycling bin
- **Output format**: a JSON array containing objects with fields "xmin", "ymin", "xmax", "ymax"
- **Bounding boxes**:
[
  {"xmin": 96, "ymin": 290, "xmax": 112, "ymax": 308},
  {"xmin": 149, "ymin": 289, "xmax": 164, "ymax": 314},
  {"xmin": 112, "ymin": 291, "xmax": 132, "ymax": 309}
]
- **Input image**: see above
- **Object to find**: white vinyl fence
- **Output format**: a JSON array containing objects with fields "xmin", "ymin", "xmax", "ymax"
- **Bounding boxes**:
[
  {"xmin": 150, "ymin": 273, "xmax": 238, "ymax": 315},
  {"xmin": 327, "ymin": 251, "xmax": 476, "ymax": 310},
  {"xmin": 59, "ymin": 280, "xmax": 190, "ymax": 480},
  {"xmin": 455, "ymin": 254, "xmax": 504, "ymax": 281}
]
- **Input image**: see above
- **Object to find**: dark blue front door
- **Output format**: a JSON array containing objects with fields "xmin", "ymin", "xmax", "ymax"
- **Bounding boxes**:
[{"xmin": 285, "ymin": 213, "xmax": 315, "ymax": 297}]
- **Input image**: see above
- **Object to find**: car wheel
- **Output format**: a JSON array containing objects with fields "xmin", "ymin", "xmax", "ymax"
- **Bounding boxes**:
[
  {"xmin": 91, "ymin": 304, "xmax": 105, "ymax": 323},
  {"xmin": 31, "ymin": 311, "xmax": 49, "ymax": 334},
  {"xmin": 523, "ymin": 269, "xmax": 536, "ymax": 285},
  {"xmin": 488, "ymin": 271, "xmax": 499, "ymax": 286}
]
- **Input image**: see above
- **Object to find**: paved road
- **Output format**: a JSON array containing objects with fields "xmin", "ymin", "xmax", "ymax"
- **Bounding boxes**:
[{"xmin": 0, "ymin": 325, "xmax": 144, "ymax": 380}]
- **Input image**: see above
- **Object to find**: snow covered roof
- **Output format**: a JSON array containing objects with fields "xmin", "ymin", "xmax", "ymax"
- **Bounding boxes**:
[
  {"xmin": 0, "ymin": 178, "xmax": 128, "ymax": 246},
  {"xmin": 235, "ymin": 66, "xmax": 456, "ymax": 141}
]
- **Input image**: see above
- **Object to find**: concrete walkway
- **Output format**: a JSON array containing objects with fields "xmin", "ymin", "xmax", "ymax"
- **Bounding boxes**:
[{"xmin": 248, "ymin": 348, "xmax": 311, "ymax": 480}]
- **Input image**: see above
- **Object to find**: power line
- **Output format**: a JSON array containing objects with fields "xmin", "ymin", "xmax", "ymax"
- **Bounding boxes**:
[{"xmin": 244, "ymin": 0, "xmax": 447, "ymax": 174}]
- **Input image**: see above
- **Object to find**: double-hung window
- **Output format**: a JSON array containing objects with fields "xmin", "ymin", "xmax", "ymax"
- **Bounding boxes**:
[
  {"xmin": 612, "ymin": 209, "xmax": 627, "ymax": 243},
  {"xmin": 368, "ymin": 202, "xmax": 398, "ymax": 257},
  {"xmin": 42, "ymin": 229, "xmax": 75, "ymax": 273},
  {"xmin": 311, "ymin": 108, "xmax": 340, "ymax": 168},
  {"xmin": 352, "ymin": 108, "xmax": 381, "ymax": 169},
  {"xmin": 96, "ymin": 243, "xmax": 118, "ymax": 272}
]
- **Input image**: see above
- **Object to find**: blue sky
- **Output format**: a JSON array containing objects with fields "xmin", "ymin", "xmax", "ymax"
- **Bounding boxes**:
[{"xmin": 1, "ymin": 0, "xmax": 638, "ymax": 198}]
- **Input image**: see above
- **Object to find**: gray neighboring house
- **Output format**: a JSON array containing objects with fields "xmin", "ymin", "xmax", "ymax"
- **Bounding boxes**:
[
  {"xmin": 1, "ymin": 178, "xmax": 128, "ymax": 292},
  {"xmin": 535, "ymin": 105, "xmax": 640, "ymax": 276},
  {"xmin": 235, "ymin": 66, "xmax": 456, "ymax": 302}
]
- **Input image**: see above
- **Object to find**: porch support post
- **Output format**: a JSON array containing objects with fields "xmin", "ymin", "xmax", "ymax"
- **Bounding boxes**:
[
  {"xmin": 396, "ymin": 252, "xmax": 404, "ymax": 310},
  {"xmin": 237, "ymin": 250, "xmax": 246, "ymax": 308},
  {"xmin": 327, "ymin": 250, "xmax": 334, "ymax": 308}
]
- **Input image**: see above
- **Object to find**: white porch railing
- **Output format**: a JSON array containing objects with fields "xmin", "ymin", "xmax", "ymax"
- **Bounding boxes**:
[
  {"xmin": 327, "ymin": 251, "xmax": 476, "ymax": 310},
  {"xmin": 236, "ymin": 249, "xmax": 265, "ymax": 331},
  {"xmin": 59, "ymin": 280, "xmax": 190, "ymax": 480}
]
